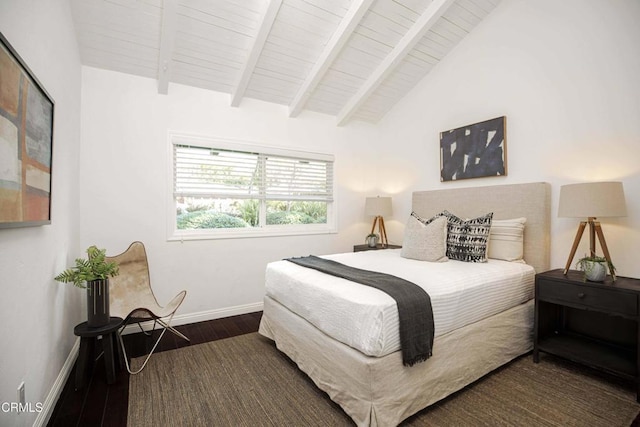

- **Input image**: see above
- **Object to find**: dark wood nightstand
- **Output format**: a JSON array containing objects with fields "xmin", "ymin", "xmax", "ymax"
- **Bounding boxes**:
[
  {"xmin": 353, "ymin": 244, "xmax": 401, "ymax": 252},
  {"xmin": 534, "ymin": 269, "xmax": 640, "ymax": 402}
]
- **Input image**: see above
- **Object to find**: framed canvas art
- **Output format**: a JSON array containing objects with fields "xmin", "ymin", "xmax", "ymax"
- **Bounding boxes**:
[
  {"xmin": 440, "ymin": 116, "xmax": 506, "ymax": 182},
  {"xmin": 0, "ymin": 32, "xmax": 54, "ymax": 228}
]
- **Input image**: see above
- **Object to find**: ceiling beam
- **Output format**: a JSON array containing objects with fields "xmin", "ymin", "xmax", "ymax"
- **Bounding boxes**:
[
  {"xmin": 336, "ymin": 0, "xmax": 456, "ymax": 126},
  {"xmin": 230, "ymin": 0, "xmax": 282, "ymax": 107},
  {"xmin": 157, "ymin": 0, "xmax": 178, "ymax": 95},
  {"xmin": 288, "ymin": 0, "xmax": 375, "ymax": 118}
]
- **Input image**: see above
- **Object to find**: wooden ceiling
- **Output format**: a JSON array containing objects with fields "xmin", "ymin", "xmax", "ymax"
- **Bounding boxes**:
[{"xmin": 70, "ymin": 0, "xmax": 500, "ymax": 125}]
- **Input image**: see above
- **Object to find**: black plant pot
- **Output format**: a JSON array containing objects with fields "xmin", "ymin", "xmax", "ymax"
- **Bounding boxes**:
[{"xmin": 87, "ymin": 279, "xmax": 110, "ymax": 327}]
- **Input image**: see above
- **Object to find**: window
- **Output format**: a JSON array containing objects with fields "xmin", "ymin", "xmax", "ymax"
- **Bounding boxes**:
[{"xmin": 169, "ymin": 134, "xmax": 335, "ymax": 240}]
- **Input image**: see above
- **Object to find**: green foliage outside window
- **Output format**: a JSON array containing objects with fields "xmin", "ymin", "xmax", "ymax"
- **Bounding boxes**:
[
  {"xmin": 239, "ymin": 199, "xmax": 259, "ymax": 226},
  {"xmin": 176, "ymin": 200, "xmax": 327, "ymax": 230},
  {"xmin": 177, "ymin": 210, "xmax": 249, "ymax": 229}
]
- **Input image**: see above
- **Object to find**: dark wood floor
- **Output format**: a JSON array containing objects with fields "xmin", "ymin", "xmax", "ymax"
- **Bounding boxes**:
[{"xmin": 47, "ymin": 311, "xmax": 262, "ymax": 427}]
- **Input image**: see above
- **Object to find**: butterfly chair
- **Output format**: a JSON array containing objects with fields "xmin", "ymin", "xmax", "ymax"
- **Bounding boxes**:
[{"xmin": 106, "ymin": 241, "xmax": 189, "ymax": 374}]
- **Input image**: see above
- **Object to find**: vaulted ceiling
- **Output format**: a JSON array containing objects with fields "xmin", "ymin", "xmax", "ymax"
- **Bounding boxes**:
[{"xmin": 70, "ymin": 0, "xmax": 500, "ymax": 125}]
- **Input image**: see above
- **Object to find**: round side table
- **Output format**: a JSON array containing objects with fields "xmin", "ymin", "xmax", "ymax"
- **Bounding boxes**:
[{"xmin": 74, "ymin": 316, "xmax": 123, "ymax": 390}]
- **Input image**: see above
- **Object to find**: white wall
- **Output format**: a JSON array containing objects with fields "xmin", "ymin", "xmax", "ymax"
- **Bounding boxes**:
[
  {"xmin": 375, "ymin": 0, "xmax": 640, "ymax": 278},
  {"xmin": 79, "ymin": 67, "xmax": 383, "ymax": 318},
  {"xmin": 0, "ymin": 0, "xmax": 82, "ymax": 425}
]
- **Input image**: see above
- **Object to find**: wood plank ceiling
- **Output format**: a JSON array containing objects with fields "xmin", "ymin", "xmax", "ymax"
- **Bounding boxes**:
[{"xmin": 70, "ymin": 0, "xmax": 501, "ymax": 125}]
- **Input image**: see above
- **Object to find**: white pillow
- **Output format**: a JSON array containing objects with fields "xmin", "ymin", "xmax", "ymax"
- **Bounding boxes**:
[
  {"xmin": 401, "ymin": 214, "xmax": 448, "ymax": 262},
  {"xmin": 488, "ymin": 218, "xmax": 526, "ymax": 261}
]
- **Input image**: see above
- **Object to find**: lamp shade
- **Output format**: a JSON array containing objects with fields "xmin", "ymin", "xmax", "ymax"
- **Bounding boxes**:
[
  {"xmin": 365, "ymin": 196, "xmax": 392, "ymax": 217},
  {"xmin": 558, "ymin": 181, "xmax": 627, "ymax": 218}
]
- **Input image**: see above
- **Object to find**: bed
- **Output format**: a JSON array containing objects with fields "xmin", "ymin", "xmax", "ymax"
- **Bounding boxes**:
[{"xmin": 258, "ymin": 182, "xmax": 551, "ymax": 426}]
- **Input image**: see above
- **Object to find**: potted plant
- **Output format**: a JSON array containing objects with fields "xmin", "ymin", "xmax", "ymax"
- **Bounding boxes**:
[
  {"xmin": 576, "ymin": 255, "xmax": 615, "ymax": 282},
  {"xmin": 365, "ymin": 233, "xmax": 379, "ymax": 248},
  {"xmin": 55, "ymin": 246, "xmax": 119, "ymax": 327}
]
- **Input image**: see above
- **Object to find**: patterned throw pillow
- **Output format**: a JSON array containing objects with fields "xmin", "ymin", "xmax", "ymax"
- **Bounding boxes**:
[{"xmin": 439, "ymin": 210, "xmax": 493, "ymax": 263}]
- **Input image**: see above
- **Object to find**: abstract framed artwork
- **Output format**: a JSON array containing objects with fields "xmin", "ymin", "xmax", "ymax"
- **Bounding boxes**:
[
  {"xmin": 0, "ymin": 32, "xmax": 54, "ymax": 228},
  {"xmin": 440, "ymin": 116, "xmax": 506, "ymax": 182}
]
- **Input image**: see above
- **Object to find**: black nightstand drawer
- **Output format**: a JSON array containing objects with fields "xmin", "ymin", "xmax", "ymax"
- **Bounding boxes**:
[{"xmin": 538, "ymin": 280, "xmax": 638, "ymax": 317}]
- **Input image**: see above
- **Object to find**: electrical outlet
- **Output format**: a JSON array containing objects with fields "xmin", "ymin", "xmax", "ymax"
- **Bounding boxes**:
[{"xmin": 17, "ymin": 381, "xmax": 25, "ymax": 405}]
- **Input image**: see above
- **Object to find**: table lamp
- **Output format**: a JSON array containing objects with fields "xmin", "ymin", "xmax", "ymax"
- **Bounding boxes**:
[
  {"xmin": 365, "ymin": 196, "xmax": 392, "ymax": 248},
  {"xmin": 558, "ymin": 181, "xmax": 626, "ymax": 280}
]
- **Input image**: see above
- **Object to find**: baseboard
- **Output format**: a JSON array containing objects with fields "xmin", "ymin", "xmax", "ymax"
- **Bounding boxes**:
[
  {"xmin": 35, "ymin": 337, "xmax": 80, "ymax": 427},
  {"xmin": 121, "ymin": 301, "xmax": 264, "ymax": 334}
]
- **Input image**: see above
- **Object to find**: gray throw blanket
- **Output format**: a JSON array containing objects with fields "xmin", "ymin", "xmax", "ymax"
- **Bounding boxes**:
[{"xmin": 286, "ymin": 255, "xmax": 434, "ymax": 366}]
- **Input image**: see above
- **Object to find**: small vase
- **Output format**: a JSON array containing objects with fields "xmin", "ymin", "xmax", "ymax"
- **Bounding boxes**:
[
  {"xmin": 366, "ymin": 235, "xmax": 378, "ymax": 248},
  {"xmin": 584, "ymin": 261, "xmax": 606, "ymax": 282},
  {"xmin": 87, "ymin": 279, "xmax": 110, "ymax": 327}
]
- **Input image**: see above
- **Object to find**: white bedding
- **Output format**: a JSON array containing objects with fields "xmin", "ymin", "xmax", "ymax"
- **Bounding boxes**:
[{"xmin": 265, "ymin": 249, "xmax": 535, "ymax": 357}]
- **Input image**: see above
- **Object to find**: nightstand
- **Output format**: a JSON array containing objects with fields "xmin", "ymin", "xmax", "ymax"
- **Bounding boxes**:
[
  {"xmin": 353, "ymin": 244, "xmax": 401, "ymax": 252},
  {"xmin": 534, "ymin": 269, "xmax": 640, "ymax": 402}
]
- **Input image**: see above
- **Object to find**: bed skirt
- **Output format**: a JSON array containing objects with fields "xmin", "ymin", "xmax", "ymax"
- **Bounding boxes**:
[{"xmin": 259, "ymin": 296, "xmax": 534, "ymax": 427}]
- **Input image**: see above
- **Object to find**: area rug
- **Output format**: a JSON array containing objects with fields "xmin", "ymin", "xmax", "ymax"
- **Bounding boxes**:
[{"xmin": 128, "ymin": 333, "xmax": 639, "ymax": 426}]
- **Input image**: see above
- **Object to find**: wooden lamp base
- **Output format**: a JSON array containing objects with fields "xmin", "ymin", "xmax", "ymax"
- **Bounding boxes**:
[
  {"xmin": 563, "ymin": 217, "xmax": 616, "ymax": 280},
  {"xmin": 370, "ymin": 216, "xmax": 389, "ymax": 248}
]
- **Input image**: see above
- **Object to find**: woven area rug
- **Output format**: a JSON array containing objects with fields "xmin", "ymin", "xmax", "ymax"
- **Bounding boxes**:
[{"xmin": 128, "ymin": 333, "xmax": 639, "ymax": 426}]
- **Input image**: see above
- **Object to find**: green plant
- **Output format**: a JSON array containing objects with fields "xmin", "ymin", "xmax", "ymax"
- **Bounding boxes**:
[
  {"xmin": 238, "ymin": 199, "xmax": 259, "ymax": 226},
  {"xmin": 266, "ymin": 201, "xmax": 327, "ymax": 223},
  {"xmin": 176, "ymin": 210, "xmax": 250, "ymax": 229},
  {"xmin": 266, "ymin": 211, "xmax": 316, "ymax": 225},
  {"xmin": 365, "ymin": 233, "xmax": 379, "ymax": 246},
  {"xmin": 575, "ymin": 255, "xmax": 615, "ymax": 278},
  {"xmin": 54, "ymin": 246, "xmax": 119, "ymax": 288}
]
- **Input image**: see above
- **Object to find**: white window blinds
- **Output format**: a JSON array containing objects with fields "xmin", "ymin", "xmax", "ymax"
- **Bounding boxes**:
[
  {"xmin": 174, "ymin": 145, "xmax": 261, "ymax": 199},
  {"xmin": 264, "ymin": 156, "xmax": 333, "ymax": 201},
  {"xmin": 174, "ymin": 144, "xmax": 333, "ymax": 202}
]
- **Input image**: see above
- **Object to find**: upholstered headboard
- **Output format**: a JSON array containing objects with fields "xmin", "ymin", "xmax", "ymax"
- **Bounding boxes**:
[{"xmin": 412, "ymin": 182, "xmax": 551, "ymax": 273}]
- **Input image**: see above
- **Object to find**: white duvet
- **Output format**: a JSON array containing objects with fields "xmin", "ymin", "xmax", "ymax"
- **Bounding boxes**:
[{"xmin": 265, "ymin": 249, "xmax": 535, "ymax": 357}]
